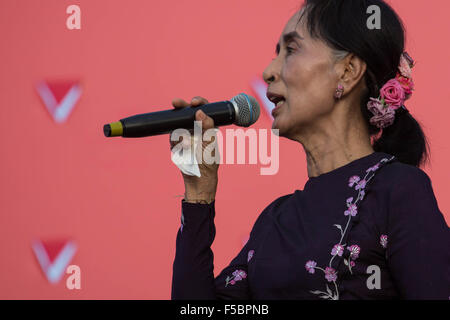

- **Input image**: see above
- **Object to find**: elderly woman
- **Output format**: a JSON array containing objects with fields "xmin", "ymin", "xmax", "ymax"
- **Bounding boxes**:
[{"xmin": 170, "ymin": 0, "xmax": 449, "ymax": 300}]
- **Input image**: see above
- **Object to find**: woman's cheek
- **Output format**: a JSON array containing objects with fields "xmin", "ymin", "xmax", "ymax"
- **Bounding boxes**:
[{"xmin": 282, "ymin": 63, "xmax": 302, "ymax": 89}]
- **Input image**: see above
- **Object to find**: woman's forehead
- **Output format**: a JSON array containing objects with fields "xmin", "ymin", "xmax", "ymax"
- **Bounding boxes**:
[{"xmin": 280, "ymin": 11, "xmax": 306, "ymax": 42}]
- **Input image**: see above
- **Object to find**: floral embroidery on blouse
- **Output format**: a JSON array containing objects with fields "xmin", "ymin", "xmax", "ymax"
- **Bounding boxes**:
[
  {"xmin": 344, "ymin": 203, "xmax": 358, "ymax": 217},
  {"xmin": 366, "ymin": 163, "xmax": 380, "ymax": 172},
  {"xmin": 247, "ymin": 250, "xmax": 254, "ymax": 262},
  {"xmin": 344, "ymin": 244, "xmax": 360, "ymax": 274},
  {"xmin": 224, "ymin": 250, "xmax": 253, "ymax": 288},
  {"xmin": 348, "ymin": 175, "xmax": 360, "ymax": 187},
  {"xmin": 324, "ymin": 267, "xmax": 337, "ymax": 282},
  {"xmin": 180, "ymin": 211, "xmax": 185, "ymax": 233},
  {"xmin": 331, "ymin": 244, "xmax": 345, "ymax": 256},
  {"xmin": 225, "ymin": 269, "xmax": 247, "ymax": 287},
  {"xmin": 347, "ymin": 244, "xmax": 361, "ymax": 260},
  {"xmin": 380, "ymin": 234, "xmax": 388, "ymax": 248},
  {"xmin": 180, "ymin": 211, "xmax": 184, "ymax": 232},
  {"xmin": 306, "ymin": 155, "xmax": 396, "ymax": 300},
  {"xmin": 305, "ymin": 260, "xmax": 317, "ymax": 274}
]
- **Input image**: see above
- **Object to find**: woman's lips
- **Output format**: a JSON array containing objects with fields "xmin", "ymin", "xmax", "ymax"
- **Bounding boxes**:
[{"xmin": 271, "ymin": 101, "xmax": 285, "ymax": 117}]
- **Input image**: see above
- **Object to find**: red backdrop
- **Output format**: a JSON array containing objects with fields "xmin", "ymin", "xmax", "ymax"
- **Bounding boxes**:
[{"xmin": 0, "ymin": 0, "xmax": 448, "ymax": 299}]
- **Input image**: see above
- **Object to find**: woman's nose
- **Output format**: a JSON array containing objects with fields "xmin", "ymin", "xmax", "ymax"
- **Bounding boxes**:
[{"xmin": 263, "ymin": 60, "xmax": 279, "ymax": 85}]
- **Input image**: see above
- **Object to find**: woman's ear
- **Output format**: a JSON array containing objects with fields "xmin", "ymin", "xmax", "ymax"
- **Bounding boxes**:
[{"xmin": 339, "ymin": 53, "xmax": 367, "ymax": 94}]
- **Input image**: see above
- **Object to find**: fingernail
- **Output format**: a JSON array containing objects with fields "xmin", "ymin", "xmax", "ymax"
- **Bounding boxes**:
[{"xmin": 198, "ymin": 110, "xmax": 206, "ymax": 120}]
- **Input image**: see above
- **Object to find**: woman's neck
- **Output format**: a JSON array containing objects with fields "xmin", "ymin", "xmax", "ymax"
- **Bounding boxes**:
[
  {"xmin": 299, "ymin": 117, "xmax": 374, "ymax": 178},
  {"xmin": 304, "ymin": 145, "xmax": 375, "ymax": 178}
]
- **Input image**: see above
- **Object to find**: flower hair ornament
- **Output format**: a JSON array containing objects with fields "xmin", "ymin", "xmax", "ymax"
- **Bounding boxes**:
[{"xmin": 367, "ymin": 52, "xmax": 415, "ymax": 129}]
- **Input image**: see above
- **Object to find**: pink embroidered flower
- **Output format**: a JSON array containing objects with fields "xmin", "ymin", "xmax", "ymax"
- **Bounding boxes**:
[
  {"xmin": 366, "ymin": 163, "xmax": 380, "ymax": 173},
  {"xmin": 350, "ymin": 261, "xmax": 355, "ymax": 267},
  {"xmin": 347, "ymin": 245, "xmax": 361, "ymax": 260},
  {"xmin": 346, "ymin": 197, "xmax": 353, "ymax": 204},
  {"xmin": 232, "ymin": 270, "xmax": 247, "ymax": 281},
  {"xmin": 247, "ymin": 250, "xmax": 254, "ymax": 262},
  {"xmin": 344, "ymin": 203, "xmax": 358, "ymax": 217},
  {"xmin": 355, "ymin": 179, "xmax": 367, "ymax": 190},
  {"xmin": 305, "ymin": 260, "xmax": 317, "ymax": 274},
  {"xmin": 331, "ymin": 244, "xmax": 345, "ymax": 257},
  {"xmin": 348, "ymin": 176, "xmax": 361, "ymax": 188},
  {"xmin": 180, "ymin": 212, "xmax": 185, "ymax": 233},
  {"xmin": 380, "ymin": 79, "xmax": 406, "ymax": 109},
  {"xmin": 226, "ymin": 270, "xmax": 247, "ymax": 287},
  {"xmin": 359, "ymin": 189, "xmax": 365, "ymax": 200},
  {"xmin": 380, "ymin": 235, "xmax": 388, "ymax": 248},
  {"xmin": 324, "ymin": 267, "xmax": 337, "ymax": 282}
]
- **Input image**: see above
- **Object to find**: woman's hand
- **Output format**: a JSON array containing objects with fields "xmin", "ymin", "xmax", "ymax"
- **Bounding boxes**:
[{"xmin": 169, "ymin": 96, "xmax": 219, "ymax": 203}]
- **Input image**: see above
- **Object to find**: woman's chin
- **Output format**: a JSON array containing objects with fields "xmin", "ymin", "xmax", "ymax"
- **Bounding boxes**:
[{"xmin": 271, "ymin": 118, "xmax": 286, "ymax": 136}]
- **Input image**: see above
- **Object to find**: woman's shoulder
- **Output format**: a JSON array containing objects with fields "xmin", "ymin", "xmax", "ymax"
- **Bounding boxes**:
[
  {"xmin": 375, "ymin": 156, "xmax": 432, "ymax": 189},
  {"xmin": 374, "ymin": 157, "xmax": 445, "ymax": 222},
  {"xmin": 265, "ymin": 192, "xmax": 295, "ymax": 211},
  {"xmin": 367, "ymin": 156, "xmax": 448, "ymax": 241},
  {"xmin": 368, "ymin": 156, "xmax": 438, "ymax": 216},
  {"xmin": 256, "ymin": 192, "xmax": 297, "ymax": 221}
]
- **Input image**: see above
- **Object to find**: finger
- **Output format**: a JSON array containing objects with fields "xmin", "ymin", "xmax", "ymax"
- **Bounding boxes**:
[
  {"xmin": 191, "ymin": 96, "xmax": 209, "ymax": 106},
  {"xmin": 195, "ymin": 110, "xmax": 215, "ymax": 130},
  {"xmin": 169, "ymin": 133, "xmax": 192, "ymax": 151},
  {"xmin": 172, "ymin": 98, "xmax": 190, "ymax": 109},
  {"xmin": 169, "ymin": 131, "xmax": 182, "ymax": 149}
]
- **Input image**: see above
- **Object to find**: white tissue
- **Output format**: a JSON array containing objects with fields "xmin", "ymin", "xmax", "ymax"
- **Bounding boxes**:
[{"xmin": 171, "ymin": 134, "xmax": 201, "ymax": 177}]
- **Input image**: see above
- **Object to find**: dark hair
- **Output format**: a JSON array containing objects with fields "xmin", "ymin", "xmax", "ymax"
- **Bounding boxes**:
[{"xmin": 298, "ymin": 0, "xmax": 430, "ymax": 167}]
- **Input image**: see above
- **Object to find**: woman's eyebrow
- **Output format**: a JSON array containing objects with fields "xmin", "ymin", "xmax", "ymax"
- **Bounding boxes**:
[
  {"xmin": 284, "ymin": 31, "xmax": 304, "ymax": 43},
  {"xmin": 275, "ymin": 31, "xmax": 304, "ymax": 54}
]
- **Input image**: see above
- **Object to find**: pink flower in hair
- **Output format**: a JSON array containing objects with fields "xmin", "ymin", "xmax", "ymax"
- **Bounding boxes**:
[
  {"xmin": 398, "ymin": 54, "xmax": 413, "ymax": 78},
  {"xmin": 366, "ymin": 52, "xmax": 415, "ymax": 130},
  {"xmin": 369, "ymin": 108, "xmax": 396, "ymax": 129},
  {"xmin": 367, "ymin": 98, "xmax": 385, "ymax": 116},
  {"xmin": 367, "ymin": 98, "xmax": 396, "ymax": 128},
  {"xmin": 396, "ymin": 75, "xmax": 414, "ymax": 99},
  {"xmin": 380, "ymin": 79, "xmax": 406, "ymax": 109}
]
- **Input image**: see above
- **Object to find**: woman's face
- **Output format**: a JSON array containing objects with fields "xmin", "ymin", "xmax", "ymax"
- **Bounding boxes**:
[{"xmin": 263, "ymin": 11, "xmax": 341, "ymax": 140}]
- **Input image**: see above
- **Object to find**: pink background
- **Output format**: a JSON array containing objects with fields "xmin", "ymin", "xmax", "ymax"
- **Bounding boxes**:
[{"xmin": 0, "ymin": 0, "xmax": 448, "ymax": 299}]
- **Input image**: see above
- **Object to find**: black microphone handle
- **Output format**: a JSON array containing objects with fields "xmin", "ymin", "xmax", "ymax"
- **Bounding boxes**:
[{"xmin": 120, "ymin": 101, "xmax": 236, "ymax": 137}]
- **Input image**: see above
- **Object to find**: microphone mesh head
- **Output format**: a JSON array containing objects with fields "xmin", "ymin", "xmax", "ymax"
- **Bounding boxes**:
[{"xmin": 231, "ymin": 93, "xmax": 260, "ymax": 127}]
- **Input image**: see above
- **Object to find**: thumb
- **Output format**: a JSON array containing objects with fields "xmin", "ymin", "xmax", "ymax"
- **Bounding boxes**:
[{"xmin": 195, "ymin": 110, "xmax": 214, "ymax": 130}]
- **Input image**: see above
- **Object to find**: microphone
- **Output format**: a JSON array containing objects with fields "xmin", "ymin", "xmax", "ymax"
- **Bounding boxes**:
[{"xmin": 103, "ymin": 93, "xmax": 260, "ymax": 138}]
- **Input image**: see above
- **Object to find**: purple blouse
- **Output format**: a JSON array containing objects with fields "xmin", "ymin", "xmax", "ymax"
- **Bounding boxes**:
[{"xmin": 171, "ymin": 152, "xmax": 450, "ymax": 300}]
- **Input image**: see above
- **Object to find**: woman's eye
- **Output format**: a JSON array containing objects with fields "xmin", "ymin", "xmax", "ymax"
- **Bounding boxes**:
[{"xmin": 286, "ymin": 46, "xmax": 296, "ymax": 55}]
